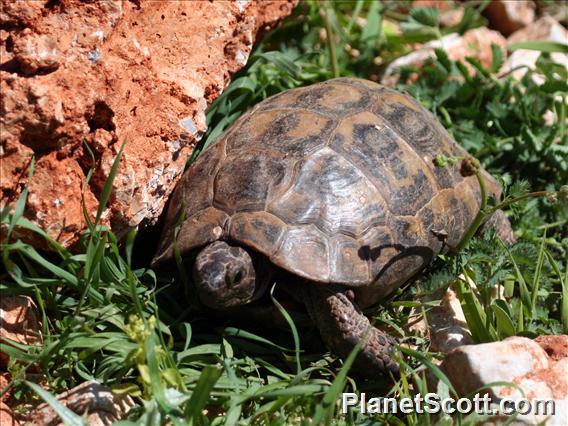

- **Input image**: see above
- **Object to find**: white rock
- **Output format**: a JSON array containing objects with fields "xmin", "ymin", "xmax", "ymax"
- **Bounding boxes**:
[
  {"xmin": 441, "ymin": 336, "xmax": 568, "ymax": 425},
  {"xmin": 504, "ymin": 16, "xmax": 568, "ymax": 82},
  {"xmin": 382, "ymin": 28, "xmax": 506, "ymax": 86},
  {"xmin": 406, "ymin": 286, "xmax": 473, "ymax": 355},
  {"xmin": 428, "ymin": 287, "xmax": 473, "ymax": 353},
  {"xmin": 442, "ymin": 336, "xmax": 550, "ymax": 395}
]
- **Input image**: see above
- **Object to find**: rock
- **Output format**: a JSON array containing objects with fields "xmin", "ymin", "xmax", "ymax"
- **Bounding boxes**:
[
  {"xmin": 382, "ymin": 27, "xmax": 507, "ymax": 86},
  {"xmin": 441, "ymin": 336, "xmax": 568, "ymax": 425},
  {"xmin": 0, "ymin": 373, "xmax": 19, "ymax": 425},
  {"xmin": 494, "ymin": 357, "xmax": 568, "ymax": 425},
  {"xmin": 1, "ymin": 0, "xmax": 297, "ymax": 249},
  {"xmin": 0, "ymin": 401, "xmax": 20, "ymax": 426},
  {"xmin": 411, "ymin": 1, "xmax": 465, "ymax": 28},
  {"xmin": 411, "ymin": 0, "xmax": 453, "ymax": 11},
  {"xmin": 406, "ymin": 286, "xmax": 473, "ymax": 355},
  {"xmin": 25, "ymin": 381, "xmax": 135, "ymax": 426},
  {"xmin": 503, "ymin": 16, "xmax": 568, "ymax": 82},
  {"xmin": 441, "ymin": 336, "xmax": 550, "ymax": 396},
  {"xmin": 0, "ymin": 296, "xmax": 42, "ymax": 369},
  {"xmin": 484, "ymin": 0, "xmax": 536, "ymax": 36},
  {"xmin": 535, "ymin": 334, "xmax": 568, "ymax": 361},
  {"xmin": 439, "ymin": 8, "xmax": 465, "ymax": 28},
  {"xmin": 508, "ymin": 15, "xmax": 568, "ymax": 44},
  {"xmin": 426, "ymin": 287, "xmax": 474, "ymax": 353}
]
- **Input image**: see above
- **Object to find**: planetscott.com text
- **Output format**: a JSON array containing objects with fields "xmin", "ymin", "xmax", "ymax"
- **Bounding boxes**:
[{"xmin": 341, "ymin": 392, "xmax": 556, "ymax": 416}]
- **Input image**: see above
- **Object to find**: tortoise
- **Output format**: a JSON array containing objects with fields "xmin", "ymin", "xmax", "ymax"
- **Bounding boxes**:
[{"xmin": 152, "ymin": 78, "xmax": 513, "ymax": 376}]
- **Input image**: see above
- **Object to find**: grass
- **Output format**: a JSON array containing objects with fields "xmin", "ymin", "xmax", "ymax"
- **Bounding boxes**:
[{"xmin": 1, "ymin": 1, "xmax": 567, "ymax": 424}]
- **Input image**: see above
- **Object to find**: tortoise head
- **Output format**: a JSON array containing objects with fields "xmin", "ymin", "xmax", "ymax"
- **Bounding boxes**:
[{"xmin": 192, "ymin": 241, "xmax": 257, "ymax": 309}]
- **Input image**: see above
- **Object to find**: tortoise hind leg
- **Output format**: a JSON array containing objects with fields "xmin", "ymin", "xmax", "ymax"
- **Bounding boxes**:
[{"xmin": 303, "ymin": 284, "xmax": 399, "ymax": 377}]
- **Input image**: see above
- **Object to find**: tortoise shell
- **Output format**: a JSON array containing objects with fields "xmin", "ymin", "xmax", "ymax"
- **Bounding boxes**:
[{"xmin": 153, "ymin": 78, "xmax": 500, "ymax": 302}]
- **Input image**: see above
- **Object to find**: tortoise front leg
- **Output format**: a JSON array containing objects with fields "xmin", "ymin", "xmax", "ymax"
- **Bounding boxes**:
[{"xmin": 303, "ymin": 284, "xmax": 399, "ymax": 377}]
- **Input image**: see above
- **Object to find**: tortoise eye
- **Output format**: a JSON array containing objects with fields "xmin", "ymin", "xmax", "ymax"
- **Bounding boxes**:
[{"xmin": 234, "ymin": 271, "xmax": 243, "ymax": 284}]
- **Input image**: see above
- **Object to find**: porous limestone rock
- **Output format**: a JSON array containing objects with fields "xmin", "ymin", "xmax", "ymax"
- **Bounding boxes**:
[{"xmin": 535, "ymin": 334, "xmax": 568, "ymax": 361}]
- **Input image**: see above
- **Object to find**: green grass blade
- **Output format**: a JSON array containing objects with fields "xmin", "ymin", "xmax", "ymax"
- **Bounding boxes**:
[
  {"xmin": 491, "ymin": 300, "xmax": 516, "ymax": 338},
  {"xmin": 18, "ymin": 244, "xmax": 79, "ymax": 287},
  {"xmin": 509, "ymin": 41, "xmax": 568, "ymax": 53},
  {"xmin": 503, "ymin": 242, "xmax": 532, "ymax": 313},
  {"xmin": 530, "ymin": 230, "xmax": 547, "ymax": 320},
  {"xmin": 454, "ymin": 276, "xmax": 496, "ymax": 342},
  {"xmin": 223, "ymin": 327, "xmax": 295, "ymax": 353},
  {"xmin": 545, "ymin": 249, "xmax": 568, "ymax": 333},
  {"xmin": 310, "ymin": 329, "xmax": 366, "ymax": 425},
  {"xmin": 257, "ymin": 384, "xmax": 328, "ymax": 398},
  {"xmin": 95, "ymin": 141, "xmax": 126, "ymax": 225},
  {"xmin": 269, "ymin": 284, "xmax": 301, "ymax": 375},
  {"xmin": 7, "ymin": 187, "xmax": 28, "ymax": 238},
  {"xmin": 184, "ymin": 366, "xmax": 222, "ymax": 421},
  {"xmin": 0, "ymin": 342, "xmax": 39, "ymax": 363},
  {"xmin": 399, "ymin": 347, "xmax": 458, "ymax": 396}
]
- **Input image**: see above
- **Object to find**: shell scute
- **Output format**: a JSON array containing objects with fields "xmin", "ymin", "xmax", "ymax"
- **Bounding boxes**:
[
  {"xmin": 228, "ymin": 211, "xmax": 286, "ymax": 257},
  {"xmin": 331, "ymin": 111, "xmax": 439, "ymax": 216},
  {"xmin": 213, "ymin": 153, "xmax": 286, "ymax": 213},
  {"xmin": 154, "ymin": 207, "xmax": 229, "ymax": 265},
  {"xmin": 272, "ymin": 226, "xmax": 331, "ymax": 281},
  {"xmin": 228, "ymin": 109, "xmax": 335, "ymax": 159},
  {"xmin": 267, "ymin": 147, "xmax": 388, "ymax": 238},
  {"xmin": 329, "ymin": 234, "xmax": 371, "ymax": 284},
  {"xmin": 259, "ymin": 80, "xmax": 371, "ymax": 117}
]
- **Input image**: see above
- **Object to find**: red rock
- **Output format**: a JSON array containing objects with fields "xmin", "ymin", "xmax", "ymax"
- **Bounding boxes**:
[
  {"xmin": 1, "ymin": 0, "xmax": 297, "ymax": 249},
  {"xmin": 1, "ymin": 373, "xmax": 14, "ymax": 405},
  {"xmin": 0, "ymin": 296, "xmax": 42, "ymax": 369},
  {"xmin": 535, "ymin": 335, "xmax": 568, "ymax": 361},
  {"xmin": 0, "ymin": 401, "xmax": 20, "ymax": 426},
  {"xmin": 0, "ymin": 374, "xmax": 9, "ymax": 402},
  {"xmin": 484, "ymin": 0, "xmax": 536, "ymax": 36}
]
